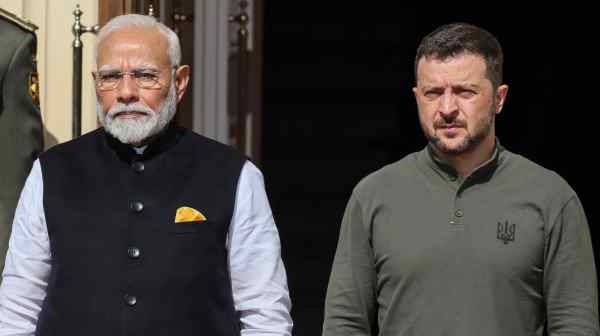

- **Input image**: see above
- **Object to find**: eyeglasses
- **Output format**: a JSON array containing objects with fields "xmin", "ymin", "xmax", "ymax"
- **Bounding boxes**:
[{"xmin": 93, "ymin": 66, "xmax": 178, "ymax": 91}]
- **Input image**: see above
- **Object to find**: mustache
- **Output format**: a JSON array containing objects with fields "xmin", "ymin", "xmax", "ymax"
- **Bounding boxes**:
[
  {"xmin": 434, "ymin": 118, "xmax": 466, "ymax": 128},
  {"xmin": 107, "ymin": 103, "xmax": 155, "ymax": 119}
]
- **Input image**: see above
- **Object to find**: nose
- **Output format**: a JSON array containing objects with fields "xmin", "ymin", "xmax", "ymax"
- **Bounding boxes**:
[
  {"xmin": 116, "ymin": 74, "xmax": 139, "ymax": 104},
  {"xmin": 439, "ymin": 90, "xmax": 458, "ymax": 120}
]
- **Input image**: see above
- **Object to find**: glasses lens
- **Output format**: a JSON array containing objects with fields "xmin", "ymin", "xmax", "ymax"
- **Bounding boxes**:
[
  {"xmin": 95, "ymin": 69, "xmax": 164, "ymax": 90},
  {"xmin": 133, "ymin": 71, "xmax": 160, "ymax": 89}
]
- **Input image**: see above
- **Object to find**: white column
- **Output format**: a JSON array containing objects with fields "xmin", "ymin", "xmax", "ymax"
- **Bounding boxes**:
[{"xmin": 192, "ymin": 0, "xmax": 230, "ymax": 144}]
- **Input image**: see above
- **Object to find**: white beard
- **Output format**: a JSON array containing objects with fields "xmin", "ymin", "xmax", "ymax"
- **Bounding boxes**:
[{"xmin": 97, "ymin": 83, "xmax": 177, "ymax": 145}]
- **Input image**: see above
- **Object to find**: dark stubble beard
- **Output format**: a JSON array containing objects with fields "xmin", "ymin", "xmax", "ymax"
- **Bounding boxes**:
[{"xmin": 427, "ymin": 102, "xmax": 496, "ymax": 156}]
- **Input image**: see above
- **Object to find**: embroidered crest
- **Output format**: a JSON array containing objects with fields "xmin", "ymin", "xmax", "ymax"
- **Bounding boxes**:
[
  {"xmin": 497, "ymin": 220, "xmax": 516, "ymax": 244},
  {"xmin": 29, "ymin": 68, "xmax": 40, "ymax": 107}
]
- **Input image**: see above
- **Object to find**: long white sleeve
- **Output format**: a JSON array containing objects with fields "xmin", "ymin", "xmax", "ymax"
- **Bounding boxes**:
[
  {"xmin": 228, "ymin": 161, "xmax": 293, "ymax": 335},
  {"xmin": 0, "ymin": 160, "xmax": 50, "ymax": 335}
]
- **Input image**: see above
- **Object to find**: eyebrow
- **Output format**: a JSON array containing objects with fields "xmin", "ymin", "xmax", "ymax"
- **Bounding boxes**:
[
  {"xmin": 133, "ymin": 66, "xmax": 160, "ymax": 72},
  {"xmin": 421, "ymin": 83, "xmax": 481, "ymax": 91},
  {"xmin": 97, "ymin": 65, "xmax": 160, "ymax": 72},
  {"xmin": 455, "ymin": 83, "xmax": 481, "ymax": 90}
]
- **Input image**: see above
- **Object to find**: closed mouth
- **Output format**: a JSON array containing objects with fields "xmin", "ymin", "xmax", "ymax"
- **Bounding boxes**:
[{"xmin": 114, "ymin": 111, "xmax": 149, "ymax": 118}]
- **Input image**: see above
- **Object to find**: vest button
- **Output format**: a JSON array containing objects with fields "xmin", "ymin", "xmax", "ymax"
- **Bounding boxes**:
[
  {"xmin": 128, "ymin": 247, "xmax": 140, "ymax": 259},
  {"xmin": 132, "ymin": 161, "xmax": 145, "ymax": 173},
  {"xmin": 124, "ymin": 294, "xmax": 137, "ymax": 306},
  {"xmin": 131, "ymin": 201, "xmax": 144, "ymax": 213},
  {"xmin": 455, "ymin": 209, "xmax": 464, "ymax": 218}
]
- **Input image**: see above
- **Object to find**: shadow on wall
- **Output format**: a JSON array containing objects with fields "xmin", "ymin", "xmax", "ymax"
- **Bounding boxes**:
[{"xmin": 43, "ymin": 125, "xmax": 59, "ymax": 150}]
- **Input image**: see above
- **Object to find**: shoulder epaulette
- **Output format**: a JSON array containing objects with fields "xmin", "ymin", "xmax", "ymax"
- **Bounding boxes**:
[{"xmin": 0, "ymin": 7, "xmax": 38, "ymax": 32}]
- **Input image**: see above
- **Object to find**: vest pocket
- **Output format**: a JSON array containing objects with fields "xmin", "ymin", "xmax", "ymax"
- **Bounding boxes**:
[{"xmin": 170, "ymin": 220, "xmax": 211, "ymax": 234}]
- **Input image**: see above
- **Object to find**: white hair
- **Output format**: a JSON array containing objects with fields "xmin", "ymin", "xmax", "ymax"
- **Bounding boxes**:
[{"xmin": 96, "ymin": 14, "xmax": 181, "ymax": 67}]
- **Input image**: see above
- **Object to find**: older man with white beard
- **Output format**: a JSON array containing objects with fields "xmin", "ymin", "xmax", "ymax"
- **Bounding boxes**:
[{"xmin": 0, "ymin": 14, "xmax": 292, "ymax": 336}]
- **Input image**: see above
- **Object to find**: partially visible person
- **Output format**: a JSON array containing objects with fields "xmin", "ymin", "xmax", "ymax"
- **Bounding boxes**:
[{"xmin": 0, "ymin": 8, "xmax": 44, "ymax": 274}]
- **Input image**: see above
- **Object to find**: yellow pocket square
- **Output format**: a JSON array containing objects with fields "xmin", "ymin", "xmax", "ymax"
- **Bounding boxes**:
[{"xmin": 175, "ymin": 207, "xmax": 207, "ymax": 223}]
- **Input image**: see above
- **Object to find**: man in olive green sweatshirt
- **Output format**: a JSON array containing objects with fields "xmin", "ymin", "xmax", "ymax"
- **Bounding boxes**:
[{"xmin": 323, "ymin": 22, "xmax": 598, "ymax": 336}]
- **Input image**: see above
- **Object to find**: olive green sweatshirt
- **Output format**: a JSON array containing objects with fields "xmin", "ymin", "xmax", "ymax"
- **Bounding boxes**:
[{"xmin": 323, "ymin": 144, "xmax": 599, "ymax": 336}]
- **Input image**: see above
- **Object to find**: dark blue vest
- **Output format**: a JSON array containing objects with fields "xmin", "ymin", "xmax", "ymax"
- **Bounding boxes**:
[{"xmin": 36, "ymin": 125, "xmax": 245, "ymax": 336}]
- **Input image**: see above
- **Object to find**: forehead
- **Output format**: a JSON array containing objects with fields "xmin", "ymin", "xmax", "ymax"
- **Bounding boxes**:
[
  {"xmin": 97, "ymin": 27, "xmax": 169, "ymax": 68},
  {"xmin": 416, "ymin": 53, "xmax": 489, "ymax": 87}
]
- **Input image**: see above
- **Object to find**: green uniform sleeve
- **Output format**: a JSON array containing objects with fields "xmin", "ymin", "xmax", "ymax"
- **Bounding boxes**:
[
  {"xmin": 545, "ymin": 195, "xmax": 599, "ymax": 335},
  {"xmin": 322, "ymin": 192, "xmax": 378, "ymax": 336},
  {"xmin": 0, "ymin": 27, "xmax": 43, "ymax": 272}
]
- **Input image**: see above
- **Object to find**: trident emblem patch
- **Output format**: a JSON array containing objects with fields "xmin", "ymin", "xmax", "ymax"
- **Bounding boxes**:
[{"xmin": 497, "ymin": 221, "xmax": 516, "ymax": 244}]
